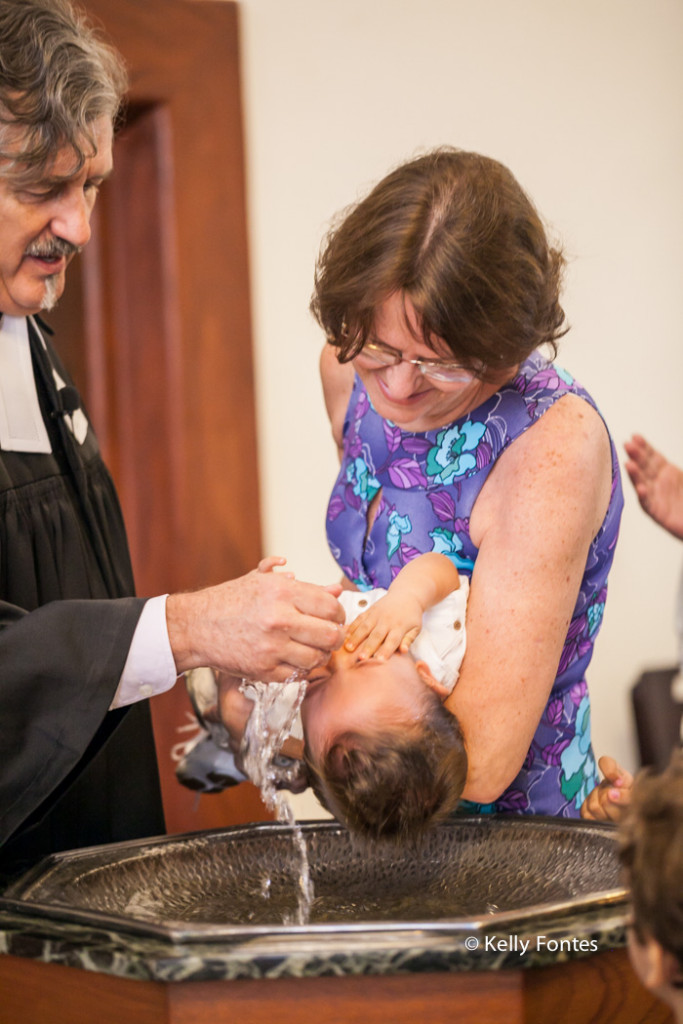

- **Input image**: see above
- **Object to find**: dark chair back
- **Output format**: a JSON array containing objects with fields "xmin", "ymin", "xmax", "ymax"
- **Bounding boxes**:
[{"xmin": 632, "ymin": 666, "xmax": 683, "ymax": 770}]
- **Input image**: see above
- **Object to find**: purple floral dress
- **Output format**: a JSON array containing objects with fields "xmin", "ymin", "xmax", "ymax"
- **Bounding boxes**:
[{"xmin": 326, "ymin": 350, "xmax": 623, "ymax": 817}]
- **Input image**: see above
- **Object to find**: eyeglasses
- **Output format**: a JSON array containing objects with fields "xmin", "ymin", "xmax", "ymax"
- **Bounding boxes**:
[{"xmin": 354, "ymin": 340, "xmax": 478, "ymax": 385}]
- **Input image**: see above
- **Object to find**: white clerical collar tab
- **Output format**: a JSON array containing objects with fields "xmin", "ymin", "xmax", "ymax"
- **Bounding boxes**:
[{"xmin": 0, "ymin": 315, "xmax": 52, "ymax": 453}]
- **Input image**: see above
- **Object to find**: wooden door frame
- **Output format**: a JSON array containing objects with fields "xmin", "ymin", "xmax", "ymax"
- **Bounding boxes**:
[{"xmin": 49, "ymin": 0, "xmax": 270, "ymax": 831}]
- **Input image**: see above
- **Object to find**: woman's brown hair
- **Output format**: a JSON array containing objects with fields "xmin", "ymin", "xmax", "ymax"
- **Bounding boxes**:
[{"xmin": 311, "ymin": 147, "xmax": 567, "ymax": 376}]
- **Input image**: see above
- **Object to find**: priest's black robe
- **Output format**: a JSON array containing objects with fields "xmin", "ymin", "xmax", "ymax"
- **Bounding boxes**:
[{"xmin": 0, "ymin": 318, "xmax": 165, "ymax": 887}]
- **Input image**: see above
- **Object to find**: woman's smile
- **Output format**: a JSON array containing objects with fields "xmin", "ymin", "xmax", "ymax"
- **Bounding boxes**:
[{"xmin": 352, "ymin": 293, "xmax": 504, "ymax": 432}]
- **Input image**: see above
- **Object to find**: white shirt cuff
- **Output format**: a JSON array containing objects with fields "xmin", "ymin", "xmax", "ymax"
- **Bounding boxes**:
[{"xmin": 110, "ymin": 595, "xmax": 178, "ymax": 708}]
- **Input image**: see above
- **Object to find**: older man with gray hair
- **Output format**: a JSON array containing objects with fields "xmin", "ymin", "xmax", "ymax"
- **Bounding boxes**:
[{"xmin": 0, "ymin": 0, "xmax": 343, "ymax": 885}]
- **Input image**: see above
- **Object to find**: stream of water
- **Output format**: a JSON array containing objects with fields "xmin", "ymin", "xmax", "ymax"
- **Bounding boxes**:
[{"xmin": 239, "ymin": 676, "xmax": 314, "ymax": 925}]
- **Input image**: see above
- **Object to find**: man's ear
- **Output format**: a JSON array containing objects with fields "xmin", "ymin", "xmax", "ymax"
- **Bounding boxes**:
[{"xmin": 415, "ymin": 660, "xmax": 450, "ymax": 699}]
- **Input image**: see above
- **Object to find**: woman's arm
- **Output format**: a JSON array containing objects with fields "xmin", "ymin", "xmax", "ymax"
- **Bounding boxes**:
[
  {"xmin": 446, "ymin": 394, "xmax": 613, "ymax": 804},
  {"xmin": 320, "ymin": 345, "xmax": 365, "ymax": 596},
  {"xmin": 320, "ymin": 344, "xmax": 355, "ymax": 460}
]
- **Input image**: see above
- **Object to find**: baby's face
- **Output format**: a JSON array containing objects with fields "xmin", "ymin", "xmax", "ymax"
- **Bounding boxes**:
[{"xmin": 300, "ymin": 646, "xmax": 439, "ymax": 768}]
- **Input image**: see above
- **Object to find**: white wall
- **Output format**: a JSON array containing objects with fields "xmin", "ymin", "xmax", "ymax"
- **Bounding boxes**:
[{"xmin": 236, "ymin": 0, "xmax": 683, "ymax": 811}]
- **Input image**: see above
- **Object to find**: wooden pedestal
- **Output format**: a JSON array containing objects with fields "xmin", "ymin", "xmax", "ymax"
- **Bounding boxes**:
[{"xmin": 0, "ymin": 949, "xmax": 673, "ymax": 1024}]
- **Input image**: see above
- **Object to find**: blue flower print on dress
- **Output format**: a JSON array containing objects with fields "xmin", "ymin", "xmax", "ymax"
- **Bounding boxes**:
[
  {"xmin": 345, "ymin": 558, "xmax": 372, "ymax": 592},
  {"xmin": 515, "ymin": 363, "xmax": 574, "ymax": 395},
  {"xmin": 586, "ymin": 593, "xmax": 605, "ymax": 637},
  {"xmin": 386, "ymin": 509, "xmax": 412, "ymax": 558},
  {"xmin": 556, "ymin": 366, "xmax": 574, "ymax": 387},
  {"xmin": 429, "ymin": 527, "xmax": 475, "ymax": 572},
  {"xmin": 346, "ymin": 457, "xmax": 380, "ymax": 504},
  {"xmin": 458, "ymin": 799, "xmax": 497, "ymax": 816},
  {"xmin": 426, "ymin": 420, "xmax": 487, "ymax": 484},
  {"xmin": 559, "ymin": 694, "xmax": 597, "ymax": 809},
  {"xmin": 512, "ymin": 362, "xmax": 574, "ymax": 421},
  {"xmin": 459, "ymin": 789, "xmax": 529, "ymax": 815}
]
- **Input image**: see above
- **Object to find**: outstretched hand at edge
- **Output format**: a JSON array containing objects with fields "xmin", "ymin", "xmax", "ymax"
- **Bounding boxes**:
[{"xmin": 624, "ymin": 434, "xmax": 683, "ymax": 540}]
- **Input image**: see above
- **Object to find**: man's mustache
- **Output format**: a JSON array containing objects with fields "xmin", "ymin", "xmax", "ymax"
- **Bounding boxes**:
[{"xmin": 25, "ymin": 238, "xmax": 82, "ymax": 260}]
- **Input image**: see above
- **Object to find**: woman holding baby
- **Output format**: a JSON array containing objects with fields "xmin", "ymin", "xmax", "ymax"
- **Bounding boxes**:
[
  {"xmin": 183, "ymin": 147, "xmax": 623, "ymax": 827},
  {"xmin": 312, "ymin": 147, "xmax": 623, "ymax": 818}
]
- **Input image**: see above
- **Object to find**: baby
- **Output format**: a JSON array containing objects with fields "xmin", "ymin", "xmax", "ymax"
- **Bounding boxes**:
[
  {"xmin": 178, "ymin": 552, "xmax": 469, "ymax": 841},
  {"xmin": 299, "ymin": 551, "xmax": 468, "ymax": 840}
]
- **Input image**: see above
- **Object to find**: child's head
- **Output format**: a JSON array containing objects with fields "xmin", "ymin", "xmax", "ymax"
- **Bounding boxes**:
[
  {"xmin": 300, "ymin": 644, "xmax": 467, "ymax": 841},
  {"xmin": 618, "ymin": 749, "xmax": 683, "ymax": 1015}
]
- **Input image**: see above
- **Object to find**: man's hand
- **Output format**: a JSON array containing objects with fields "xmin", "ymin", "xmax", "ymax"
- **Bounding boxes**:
[
  {"xmin": 581, "ymin": 755, "xmax": 633, "ymax": 822},
  {"xmin": 166, "ymin": 557, "xmax": 344, "ymax": 681}
]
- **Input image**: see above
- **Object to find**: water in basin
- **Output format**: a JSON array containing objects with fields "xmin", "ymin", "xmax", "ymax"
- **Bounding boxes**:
[{"xmin": 2, "ymin": 817, "xmax": 626, "ymax": 933}]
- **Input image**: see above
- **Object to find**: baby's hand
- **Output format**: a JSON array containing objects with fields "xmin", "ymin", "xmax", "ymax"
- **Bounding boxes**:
[
  {"xmin": 580, "ymin": 755, "xmax": 633, "ymax": 822},
  {"xmin": 343, "ymin": 592, "xmax": 423, "ymax": 661}
]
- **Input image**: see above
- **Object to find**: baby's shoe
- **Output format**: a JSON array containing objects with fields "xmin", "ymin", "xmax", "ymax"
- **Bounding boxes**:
[{"xmin": 175, "ymin": 730, "xmax": 247, "ymax": 792}]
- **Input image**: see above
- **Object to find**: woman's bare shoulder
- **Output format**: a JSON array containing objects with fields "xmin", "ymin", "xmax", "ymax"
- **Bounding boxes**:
[
  {"xmin": 473, "ymin": 393, "xmax": 613, "ymax": 544},
  {"xmin": 320, "ymin": 345, "xmax": 355, "ymax": 453},
  {"xmin": 516, "ymin": 393, "xmax": 611, "ymax": 473}
]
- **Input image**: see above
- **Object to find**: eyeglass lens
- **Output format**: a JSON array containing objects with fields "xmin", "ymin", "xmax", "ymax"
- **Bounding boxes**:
[{"xmin": 358, "ymin": 343, "xmax": 473, "ymax": 383}]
